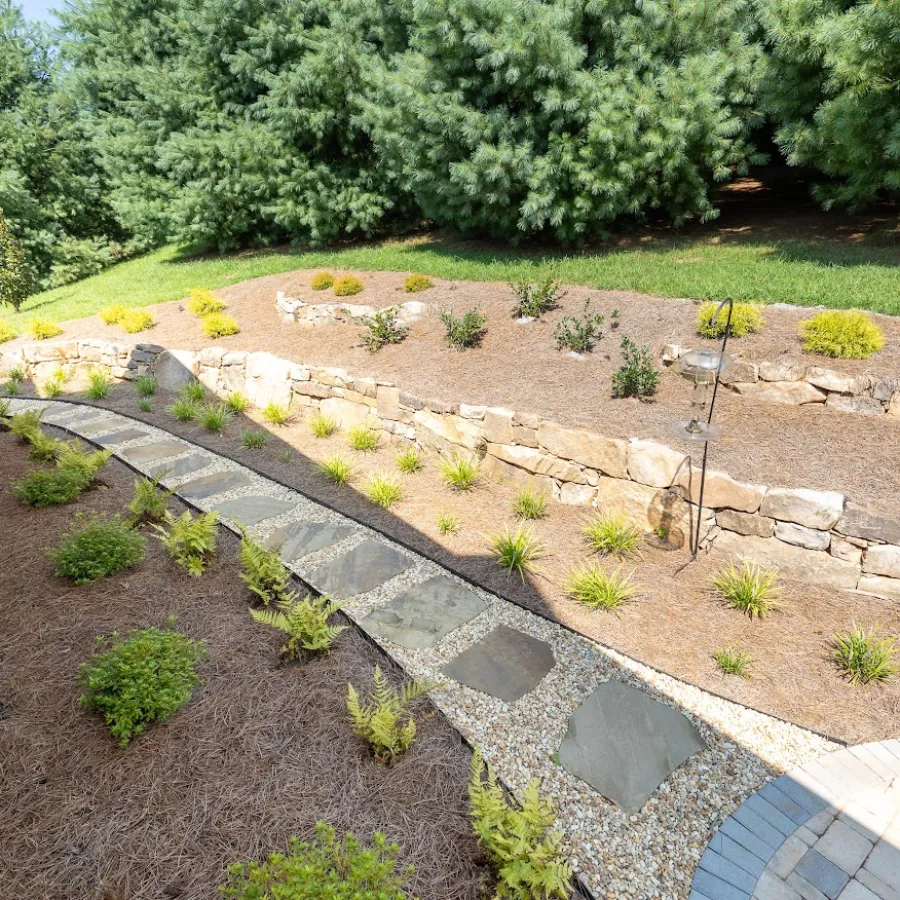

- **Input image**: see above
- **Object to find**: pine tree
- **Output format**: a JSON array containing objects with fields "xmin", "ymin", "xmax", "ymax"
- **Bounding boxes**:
[{"xmin": 0, "ymin": 208, "xmax": 29, "ymax": 310}]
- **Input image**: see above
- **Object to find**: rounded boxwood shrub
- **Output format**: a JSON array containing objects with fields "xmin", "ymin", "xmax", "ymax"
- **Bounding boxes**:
[
  {"xmin": 310, "ymin": 272, "xmax": 334, "ymax": 290},
  {"xmin": 78, "ymin": 622, "xmax": 207, "ymax": 746},
  {"xmin": 48, "ymin": 514, "xmax": 146, "ymax": 584},
  {"xmin": 799, "ymin": 310, "xmax": 885, "ymax": 359},
  {"xmin": 404, "ymin": 274, "xmax": 433, "ymax": 293},
  {"xmin": 697, "ymin": 301, "xmax": 764, "ymax": 338},
  {"xmin": 333, "ymin": 275, "xmax": 364, "ymax": 297}
]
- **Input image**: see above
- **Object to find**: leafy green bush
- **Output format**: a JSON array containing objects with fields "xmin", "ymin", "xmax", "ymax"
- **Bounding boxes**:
[
  {"xmin": 488, "ymin": 525, "xmax": 544, "ymax": 580},
  {"xmin": 250, "ymin": 595, "xmax": 347, "ymax": 662},
  {"xmin": 362, "ymin": 308, "xmax": 409, "ymax": 352},
  {"xmin": 611, "ymin": 337, "xmax": 660, "ymax": 399},
  {"xmin": 262, "ymin": 402, "xmax": 290, "ymax": 425},
  {"xmin": 347, "ymin": 666, "xmax": 440, "ymax": 764},
  {"xmin": 187, "ymin": 288, "xmax": 226, "ymax": 316},
  {"xmin": 15, "ymin": 465, "xmax": 94, "ymax": 508},
  {"xmin": 48, "ymin": 514, "xmax": 146, "ymax": 584},
  {"xmin": 99, "ymin": 304, "xmax": 128, "ymax": 325},
  {"xmin": 697, "ymin": 301, "xmax": 764, "ymax": 338},
  {"xmin": 201, "ymin": 312, "xmax": 240, "ymax": 338},
  {"xmin": 310, "ymin": 272, "xmax": 334, "ymax": 291},
  {"xmin": 28, "ymin": 317, "xmax": 63, "ymax": 340},
  {"xmin": 583, "ymin": 511, "xmax": 642, "ymax": 558},
  {"xmin": 565, "ymin": 563, "xmax": 637, "ymax": 611},
  {"xmin": 713, "ymin": 561, "xmax": 780, "ymax": 618},
  {"xmin": 87, "ymin": 368, "xmax": 111, "ymax": 399},
  {"xmin": 713, "ymin": 647, "xmax": 753, "ymax": 678},
  {"xmin": 153, "ymin": 510, "xmax": 218, "ymax": 577},
  {"xmin": 404, "ymin": 274, "xmax": 432, "ymax": 293},
  {"xmin": 310, "ymin": 413, "xmax": 338, "ymax": 438},
  {"xmin": 120, "ymin": 309, "xmax": 154, "ymax": 333},
  {"xmin": 440, "ymin": 308, "xmax": 486, "ymax": 350},
  {"xmin": 512, "ymin": 487, "xmax": 547, "ymax": 521},
  {"xmin": 510, "ymin": 277, "xmax": 565, "ymax": 319},
  {"xmin": 239, "ymin": 531, "xmax": 294, "ymax": 605},
  {"xmin": 366, "ymin": 473, "xmax": 404, "ymax": 508},
  {"xmin": 220, "ymin": 823, "xmax": 413, "ymax": 900},
  {"xmin": 241, "ymin": 429, "xmax": 268, "ymax": 450},
  {"xmin": 134, "ymin": 374, "xmax": 157, "ymax": 396},
  {"xmin": 317, "ymin": 455, "xmax": 354, "ymax": 485},
  {"xmin": 799, "ymin": 310, "xmax": 885, "ymax": 359},
  {"xmin": 348, "ymin": 424, "xmax": 380, "ymax": 452},
  {"xmin": 0, "ymin": 320, "xmax": 17, "ymax": 343},
  {"xmin": 198, "ymin": 402, "xmax": 232, "ymax": 432},
  {"xmin": 78, "ymin": 623, "xmax": 207, "ymax": 747},
  {"xmin": 439, "ymin": 454, "xmax": 480, "ymax": 491},
  {"xmin": 554, "ymin": 301, "xmax": 606, "ymax": 353},
  {"xmin": 333, "ymin": 275, "xmax": 364, "ymax": 297},
  {"xmin": 469, "ymin": 747, "xmax": 572, "ymax": 900},
  {"xmin": 396, "ymin": 447, "xmax": 423, "ymax": 474},
  {"xmin": 437, "ymin": 511, "xmax": 460, "ymax": 536},
  {"xmin": 28, "ymin": 432, "xmax": 65, "ymax": 462},
  {"xmin": 833, "ymin": 624, "xmax": 898, "ymax": 684},
  {"xmin": 127, "ymin": 475, "xmax": 172, "ymax": 525}
]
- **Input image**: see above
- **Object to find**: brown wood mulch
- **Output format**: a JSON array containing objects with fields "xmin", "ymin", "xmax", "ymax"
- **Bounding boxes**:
[{"xmin": 0, "ymin": 430, "xmax": 485, "ymax": 900}]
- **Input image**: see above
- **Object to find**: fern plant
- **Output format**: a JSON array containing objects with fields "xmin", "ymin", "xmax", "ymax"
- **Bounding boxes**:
[
  {"xmin": 239, "ymin": 531, "xmax": 294, "ymax": 605},
  {"xmin": 346, "ymin": 666, "xmax": 440, "ymax": 765},
  {"xmin": 249, "ymin": 595, "xmax": 348, "ymax": 662},
  {"xmin": 87, "ymin": 368, "xmax": 111, "ymax": 399},
  {"xmin": 28, "ymin": 432, "xmax": 65, "ymax": 462},
  {"xmin": 127, "ymin": 475, "xmax": 173, "ymax": 525},
  {"xmin": 10, "ymin": 407, "xmax": 44, "ymax": 442},
  {"xmin": 153, "ymin": 510, "xmax": 218, "ymax": 577}
]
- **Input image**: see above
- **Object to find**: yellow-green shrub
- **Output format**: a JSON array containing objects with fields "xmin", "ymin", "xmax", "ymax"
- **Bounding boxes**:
[
  {"xmin": 310, "ymin": 272, "xmax": 334, "ymax": 290},
  {"xmin": 120, "ymin": 309, "xmax": 154, "ymax": 333},
  {"xmin": 187, "ymin": 288, "xmax": 226, "ymax": 316},
  {"xmin": 799, "ymin": 310, "xmax": 885, "ymax": 359},
  {"xmin": 0, "ymin": 320, "xmax": 16, "ymax": 343},
  {"xmin": 697, "ymin": 301, "xmax": 764, "ymax": 338},
  {"xmin": 28, "ymin": 318, "xmax": 63, "ymax": 340},
  {"xmin": 333, "ymin": 276, "xmax": 363, "ymax": 297},
  {"xmin": 404, "ymin": 274, "xmax": 433, "ymax": 293},
  {"xmin": 202, "ymin": 312, "xmax": 240, "ymax": 338},
  {"xmin": 99, "ymin": 304, "xmax": 128, "ymax": 325}
]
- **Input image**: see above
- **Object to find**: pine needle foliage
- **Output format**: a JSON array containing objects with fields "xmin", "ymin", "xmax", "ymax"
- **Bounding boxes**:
[
  {"xmin": 153, "ymin": 510, "xmax": 218, "ymax": 577},
  {"xmin": 833, "ymin": 624, "xmax": 899, "ymax": 684},
  {"xmin": 468, "ymin": 747, "xmax": 572, "ymax": 900},
  {"xmin": 48, "ymin": 513, "xmax": 146, "ymax": 584},
  {"xmin": 249, "ymin": 594, "xmax": 348, "ymax": 662},
  {"xmin": 346, "ymin": 666, "xmax": 441, "ymax": 765},
  {"xmin": 239, "ymin": 531, "xmax": 294, "ymax": 606}
]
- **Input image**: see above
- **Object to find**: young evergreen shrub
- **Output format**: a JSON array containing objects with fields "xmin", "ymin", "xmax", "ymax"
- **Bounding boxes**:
[
  {"xmin": 153, "ymin": 510, "xmax": 218, "ymax": 577},
  {"xmin": 28, "ymin": 317, "xmax": 63, "ymax": 340},
  {"xmin": 186, "ymin": 288, "xmax": 226, "ymax": 316},
  {"xmin": 239, "ymin": 531, "xmax": 294, "ymax": 605},
  {"xmin": 799, "ymin": 310, "xmax": 885, "ymax": 359},
  {"xmin": 220, "ymin": 824, "xmax": 413, "ymax": 900},
  {"xmin": 611, "ymin": 337, "xmax": 660, "ymax": 399},
  {"xmin": 127, "ymin": 475, "xmax": 172, "ymax": 525},
  {"xmin": 440, "ymin": 308, "xmax": 486, "ymax": 350},
  {"xmin": 250, "ymin": 595, "xmax": 348, "ymax": 661},
  {"xmin": 15, "ymin": 465, "xmax": 94, "ymax": 507},
  {"xmin": 87, "ymin": 368, "xmax": 111, "ymax": 399},
  {"xmin": 697, "ymin": 301, "xmax": 764, "ymax": 338},
  {"xmin": 201, "ymin": 312, "xmax": 240, "ymax": 338},
  {"xmin": 362, "ymin": 308, "xmax": 409, "ymax": 352},
  {"xmin": 78, "ymin": 623, "xmax": 207, "ymax": 747},
  {"xmin": 333, "ymin": 275, "xmax": 364, "ymax": 297},
  {"xmin": 120, "ymin": 309, "xmax": 154, "ymax": 333},
  {"xmin": 99, "ymin": 304, "xmax": 128, "ymax": 325},
  {"xmin": 0, "ymin": 320, "xmax": 17, "ymax": 343},
  {"xmin": 404, "ymin": 274, "xmax": 433, "ymax": 293},
  {"xmin": 310, "ymin": 272, "xmax": 334, "ymax": 290},
  {"xmin": 241, "ymin": 428, "xmax": 268, "ymax": 450},
  {"xmin": 346, "ymin": 666, "xmax": 440, "ymax": 764},
  {"xmin": 510, "ymin": 277, "xmax": 565, "ymax": 318},
  {"xmin": 469, "ymin": 747, "xmax": 572, "ymax": 900},
  {"xmin": 48, "ymin": 514, "xmax": 146, "ymax": 584},
  {"xmin": 554, "ymin": 302, "xmax": 606, "ymax": 353}
]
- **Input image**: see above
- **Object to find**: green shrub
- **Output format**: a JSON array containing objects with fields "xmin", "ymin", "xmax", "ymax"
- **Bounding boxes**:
[
  {"xmin": 0, "ymin": 320, "xmax": 17, "ymax": 343},
  {"xmin": 362, "ymin": 308, "xmax": 409, "ymax": 352},
  {"xmin": 510, "ymin": 277, "xmax": 565, "ymax": 319},
  {"xmin": 469, "ymin": 747, "xmax": 572, "ymax": 900},
  {"xmin": 396, "ymin": 447, "xmax": 423, "ymax": 474},
  {"xmin": 127, "ymin": 475, "xmax": 172, "ymax": 525},
  {"xmin": 134, "ymin": 374, "xmax": 157, "ymax": 396},
  {"xmin": 583, "ymin": 511, "xmax": 642, "ymax": 558},
  {"xmin": 366, "ymin": 473, "xmax": 404, "ymax": 508},
  {"xmin": 512, "ymin": 487, "xmax": 547, "ymax": 521},
  {"xmin": 317, "ymin": 454, "xmax": 354, "ymax": 485},
  {"xmin": 15, "ymin": 466, "xmax": 94, "ymax": 508},
  {"xmin": 78, "ymin": 623, "xmax": 207, "ymax": 747},
  {"xmin": 168, "ymin": 397, "xmax": 199, "ymax": 422},
  {"xmin": 565, "ymin": 563, "xmax": 637, "ymax": 611},
  {"xmin": 48, "ymin": 514, "xmax": 146, "ymax": 584},
  {"xmin": 199, "ymin": 402, "xmax": 232, "ymax": 432},
  {"xmin": 250, "ymin": 595, "xmax": 347, "ymax": 662},
  {"xmin": 99, "ymin": 304, "xmax": 128, "ymax": 325},
  {"xmin": 87, "ymin": 368, "xmax": 111, "ymax": 399},
  {"xmin": 153, "ymin": 509, "xmax": 218, "ymax": 577},
  {"xmin": 0, "ymin": 397, "xmax": 8, "ymax": 419},
  {"xmin": 713, "ymin": 561, "xmax": 780, "ymax": 618},
  {"xmin": 697, "ymin": 301, "xmax": 764, "ymax": 338},
  {"xmin": 488, "ymin": 525, "xmax": 544, "ymax": 580},
  {"xmin": 180, "ymin": 381, "xmax": 206, "ymax": 402},
  {"xmin": 310, "ymin": 412, "xmax": 338, "ymax": 438},
  {"xmin": 347, "ymin": 666, "xmax": 440, "ymax": 765},
  {"xmin": 225, "ymin": 391, "xmax": 249, "ymax": 413},
  {"xmin": 187, "ymin": 288, "xmax": 226, "ymax": 316},
  {"xmin": 120, "ymin": 309, "xmax": 155, "ymax": 333},
  {"xmin": 241, "ymin": 428, "xmax": 268, "ymax": 450},
  {"xmin": 439, "ymin": 453, "xmax": 480, "ymax": 491},
  {"xmin": 1, "ymin": 377, "xmax": 18, "ymax": 395},
  {"xmin": 310, "ymin": 272, "xmax": 334, "ymax": 290},
  {"xmin": 201, "ymin": 312, "xmax": 240, "ymax": 338},
  {"xmin": 7, "ymin": 365, "xmax": 25, "ymax": 384},
  {"xmin": 262, "ymin": 402, "xmax": 290, "ymax": 425},
  {"xmin": 713, "ymin": 647, "xmax": 753, "ymax": 678},
  {"xmin": 28, "ymin": 317, "xmax": 63, "ymax": 340},
  {"xmin": 404, "ymin": 274, "xmax": 433, "ymax": 293},
  {"xmin": 239, "ymin": 531, "xmax": 294, "ymax": 605},
  {"xmin": 554, "ymin": 301, "xmax": 606, "ymax": 353},
  {"xmin": 799, "ymin": 310, "xmax": 885, "ymax": 359},
  {"xmin": 437, "ymin": 512, "xmax": 460, "ymax": 535},
  {"xmin": 440, "ymin": 308, "xmax": 486, "ymax": 350},
  {"xmin": 333, "ymin": 275, "xmax": 364, "ymax": 297},
  {"xmin": 833, "ymin": 624, "xmax": 898, "ymax": 684},
  {"xmin": 349, "ymin": 424, "xmax": 380, "ymax": 452},
  {"xmin": 612, "ymin": 337, "xmax": 660, "ymax": 399},
  {"xmin": 220, "ymin": 823, "xmax": 413, "ymax": 900}
]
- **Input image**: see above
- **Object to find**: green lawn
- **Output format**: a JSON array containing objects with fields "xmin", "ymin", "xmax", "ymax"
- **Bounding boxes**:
[{"xmin": 6, "ymin": 230, "xmax": 900, "ymax": 327}]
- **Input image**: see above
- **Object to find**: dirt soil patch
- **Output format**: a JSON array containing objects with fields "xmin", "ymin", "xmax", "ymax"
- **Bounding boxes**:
[
  {"xmin": 38, "ymin": 391, "xmax": 900, "ymax": 746},
  {"xmin": 0, "ymin": 429, "xmax": 485, "ymax": 900},
  {"xmin": 14, "ymin": 270, "xmax": 900, "ymax": 519}
]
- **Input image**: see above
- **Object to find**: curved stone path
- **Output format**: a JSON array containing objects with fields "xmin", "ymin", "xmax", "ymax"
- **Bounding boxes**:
[{"xmin": 9, "ymin": 396, "xmax": 890, "ymax": 900}]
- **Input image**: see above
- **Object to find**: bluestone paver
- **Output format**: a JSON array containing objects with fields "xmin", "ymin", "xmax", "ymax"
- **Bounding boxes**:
[
  {"xmin": 121, "ymin": 440, "xmax": 186, "ymax": 464},
  {"xmin": 214, "ymin": 494, "xmax": 295, "ymax": 526},
  {"xmin": 148, "ymin": 453, "xmax": 211, "ymax": 479},
  {"xmin": 94, "ymin": 427, "xmax": 150, "ymax": 445},
  {"xmin": 774, "ymin": 775, "xmax": 830, "ymax": 817},
  {"xmin": 307, "ymin": 538, "xmax": 410, "ymax": 599},
  {"xmin": 177, "ymin": 469, "xmax": 252, "ymax": 500},
  {"xmin": 795, "ymin": 850, "xmax": 850, "ymax": 899},
  {"xmin": 734, "ymin": 805, "xmax": 789, "ymax": 851},
  {"xmin": 721, "ymin": 818, "xmax": 779, "ymax": 864},
  {"xmin": 264, "ymin": 520, "xmax": 356, "ymax": 563}
]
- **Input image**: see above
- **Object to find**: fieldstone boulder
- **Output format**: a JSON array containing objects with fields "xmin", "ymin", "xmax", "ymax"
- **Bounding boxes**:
[
  {"xmin": 319, "ymin": 397, "xmax": 373, "ymax": 429},
  {"xmin": 488, "ymin": 443, "xmax": 586, "ymax": 483},
  {"xmin": 761, "ymin": 488, "xmax": 844, "ymax": 530},
  {"xmin": 888, "ymin": 392, "xmax": 900, "ymax": 418},
  {"xmin": 376, "ymin": 385, "xmax": 401, "ymax": 420},
  {"xmin": 627, "ymin": 439, "xmax": 688, "ymax": 488},
  {"xmin": 717, "ymin": 509, "xmax": 775, "ymax": 538},
  {"xmin": 758, "ymin": 359, "xmax": 807, "ymax": 382},
  {"xmin": 152, "ymin": 349, "xmax": 198, "ymax": 391},
  {"xmin": 830, "ymin": 537, "xmax": 863, "ymax": 566},
  {"xmin": 559, "ymin": 483, "xmax": 596, "ymax": 506},
  {"xmin": 732, "ymin": 381, "xmax": 826, "ymax": 405},
  {"xmin": 835, "ymin": 504, "xmax": 900, "ymax": 545},
  {"xmin": 857, "ymin": 575, "xmax": 900, "ymax": 601},
  {"xmin": 805, "ymin": 367, "xmax": 857, "ymax": 394},
  {"xmin": 536, "ymin": 421, "xmax": 628, "ymax": 479},
  {"xmin": 677, "ymin": 469, "xmax": 765, "ymax": 513},
  {"xmin": 774, "ymin": 522, "xmax": 831, "ymax": 552},
  {"xmin": 413, "ymin": 409, "xmax": 484, "ymax": 453},
  {"xmin": 483, "ymin": 407, "xmax": 515, "ymax": 444},
  {"xmin": 244, "ymin": 351, "xmax": 293, "ymax": 407},
  {"xmin": 863, "ymin": 545, "xmax": 900, "ymax": 579},
  {"xmin": 825, "ymin": 395, "xmax": 885, "ymax": 416}
]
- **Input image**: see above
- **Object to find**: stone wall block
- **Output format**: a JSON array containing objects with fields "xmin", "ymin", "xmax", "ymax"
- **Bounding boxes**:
[
  {"xmin": 717, "ymin": 509, "xmax": 775, "ymax": 538},
  {"xmin": 774, "ymin": 522, "xmax": 831, "ymax": 552},
  {"xmin": 677, "ymin": 469, "xmax": 765, "ymax": 513},
  {"xmin": 732, "ymin": 381, "xmax": 826, "ymax": 405},
  {"xmin": 863, "ymin": 545, "xmax": 900, "ymax": 579},
  {"xmin": 836, "ymin": 503, "xmax": 900, "ymax": 545},
  {"xmin": 760, "ymin": 488, "xmax": 844, "ymax": 530},
  {"xmin": 537, "ymin": 421, "xmax": 628, "ymax": 479},
  {"xmin": 377, "ymin": 386, "xmax": 401, "ymax": 420},
  {"xmin": 483, "ymin": 408, "xmax": 514, "ymax": 445},
  {"xmin": 627, "ymin": 439, "xmax": 688, "ymax": 488},
  {"xmin": 487, "ymin": 443, "xmax": 586, "ymax": 483}
]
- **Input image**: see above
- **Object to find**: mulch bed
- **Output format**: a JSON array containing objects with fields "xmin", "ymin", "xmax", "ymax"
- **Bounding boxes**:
[
  {"xmin": 0, "ymin": 429, "xmax": 485, "ymax": 900},
  {"xmin": 40, "ymin": 391, "xmax": 900, "ymax": 747}
]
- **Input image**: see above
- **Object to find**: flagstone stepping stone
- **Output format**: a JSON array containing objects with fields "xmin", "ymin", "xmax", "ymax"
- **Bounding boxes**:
[
  {"xmin": 306, "ymin": 538, "xmax": 410, "ymax": 599},
  {"xmin": 94, "ymin": 428, "xmax": 149, "ymax": 445},
  {"xmin": 214, "ymin": 494, "xmax": 295, "ymax": 526},
  {"xmin": 442, "ymin": 624, "xmax": 555, "ymax": 703},
  {"xmin": 73, "ymin": 417, "xmax": 130, "ymax": 436},
  {"xmin": 177, "ymin": 469, "xmax": 252, "ymax": 500},
  {"xmin": 147, "ymin": 454, "xmax": 212, "ymax": 480},
  {"xmin": 121, "ymin": 441, "xmax": 187, "ymax": 465},
  {"xmin": 361, "ymin": 575, "xmax": 487, "ymax": 649},
  {"xmin": 557, "ymin": 679, "xmax": 705, "ymax": 813},
  {"xmin": 264, "ymin": 520, "xmax": 357, "ymax": 563}
]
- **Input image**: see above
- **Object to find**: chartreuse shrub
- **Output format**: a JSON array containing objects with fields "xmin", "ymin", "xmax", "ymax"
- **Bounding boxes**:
[
  {"xmin": 396, "ymin": 447, "xmax": 423, "ymax": 474},
  {"xmin": 220, "ymin": 823, "xmax": 413, "ymax": 899},
  {"xmin": 318, "ymin": 454, "xmax": 354, "ymax": 485},
  {"xmin": 333, "ymin": 275, "xmax": 364, "ymax": 297},
  {"xmin": 510, "ymin": 277, "xmax": 564, "ymax": 319},
  {"xmin": 612, "ymin": 337, "xmax": 660, "ymax": 399},
  {"xmin": 187, "ymin": 288, "xmax": 226, "ymax": 316},
  {"xmin": 239, "ymin": 531, "xmax": 294, "ymax": 605},
  {"xmin": 488, "ymin": 526, "xmax": 544, "ymax": 580},
  {"xmin": 310, "ymin": 412, "xmax": 337, "ymax": 438},
  {"xmin": 202, "ymin": 312, "xmax": 240, "ymax": 338},
  {"xmin": 512, "ymin": 487, "xmax": 547, "ymax": 521},
  {"xmin": 404, "ymin": 274, "xmax": 432, "ymax": 293},
  {"xmin": 28, "ymin": 317, "xmax": 63, "ymax": 340},
  {"xmin": 0, "ymin": 320, "xmax": 18, "ymax": 343},
  {"xmin": 799, "ymin": 310, "xmax": 885, "ymax": 359},
  {"xmin": 77, "ymin": 622, "xmax": 207, "ymax": 747},
  {"xmin": 241, "ymin": 428, "xmax": 268, "ymax": 450},
  {"xmin": 440, "ymin": 308, "xmax": 486, "ymax": 350},
  {"xmin": 349, "ymin": 424, "xmax": 380, "ymax": 452},
  {"xmin": 833, "ymin": 624, "xmax": 898, "ymax": 684},
  {"xmin": 565, "ymin": 563, "xmax": 637, "ymax": 611},
  {"xmin": 439, "ymin": 453, "xmax": 480, "ymax": 491},
  {"xmin": 120, "ymin": 309, "xmax": 154, "ymax": 333},
  {"xmin": 346, "ymin": 666, "xmax": 440, "ymax": 765},
  {"xmin": 714, "ymin": 647, "xmax": 753, "ymax": 678},
  {"xmin": 127, "ymin": 475, "xmax": 172, "ymax": 525},
  {"xmin": 225, "ymin": 391, "xmax": 249, "ymax": 413},
  {"xmin": 250, "ymin": 595, "xmax": 347, "ymax": 662},
  {"xmin": 583, "ymin": 511, "xmax": 642, "ymax": 558},
  {"xmin": 697, "ymin": 301, "xmax": 764, "ymax": 338},
  {"xmin": 310, "ymin": 272, "xmax": 334, "ymax": 291},
  {"xmin": 713, "ymin": 561, "xmax": 780, "ymax": 618},
  {"xmin": 153, "ymin": 510, "xmax": 218, "ymax": 577},
  {"xmin": 362, "ymin": 308, "xmax": 408, "ymax": 352},
  {"xmin": 366, "ymin": 473, "xmax": 404, "ymax": 509},
  {"xmin": 99, "ymin": 304, "xmax": 128, "ymax": 325},
  {"xmin": 469, "ymin": 747, "xmax": 572, "ymax": 900},
  {"xmin": 48, "ymin": 514, "xmax": 146, "ymax": 584}
]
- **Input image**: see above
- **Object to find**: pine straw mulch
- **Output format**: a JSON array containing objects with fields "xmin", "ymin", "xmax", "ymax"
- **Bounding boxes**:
[{"xmin": 0, "ymin": 429, "xmax": 485, "ymax": 900}]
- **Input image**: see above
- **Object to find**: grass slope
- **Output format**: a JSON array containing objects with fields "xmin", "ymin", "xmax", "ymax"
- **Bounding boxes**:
[{"xmin": 7, "ymin": 230, "xmax": 900, "ymax": 325}]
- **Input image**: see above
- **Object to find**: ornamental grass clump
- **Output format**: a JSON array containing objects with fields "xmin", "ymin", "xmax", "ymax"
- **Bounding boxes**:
[
  {"xmin": 439, "ymin": 453, "xmax": 480, "ymax": 490},
  {"xmin": 86, "ymin": 368, "xmax": 111, "ymax": 399},
  {"xmin": 396, "ymin": 447, "xmax": 423, "ymax": 474},
  {"xmin": 261, "ymin": 402, "xmax": 290, "ymax": 425},
  {"xmin": 512, "ymin": 486, "xmax": 547, "ymax": 520},
  {"xmin": 713, "ymin": 560, "xmax": 780, "ymax": 618},
  {"xmin": 134, "ymin": 374, "xmax": 157, "ymax": 396},
  {"xmin": 362, "ymin": 307, "xmax": 408, "ymax": 352},
  {"xmin": 437, "ymin": 511, "xmax": 460, "ymax": 535},
  {"xmin": 697, "ymin": 301, "xmax": 764, "ymax": 338},
  {"xmin": 168, "ymin": 396, "xmax": 199, "ymax": 422},
  {"xmin": 28, "ymin": 317, "xmax": 63, "ymax": 340},
  {"xmin": 565, "ymin": 563, "xmax": 637, "ymax": 611},
  {"xmin": 317, "ymin": 454, "xmax": 354, "ymax": 485},
  {"xmin": 349, "ymin": 423, "xmax": 380, "ymax": 452},
  {"xmin": 225, "ymin": 391, "xmax": 249, "ymax": 413},
  {"xmin": 48, "ymin": 514, "xmax": 146, "ymax": 584},
  {"xmin": 180, "ymin": 381, "xmax": 206, "ymax": 402},
  {"xmin": 310, "ymin": 272, "xmax": 334, "ymax": 290},
  {"xmin": 800, "ymin": 310, "xmax": 885, "ymax": 359},
  {"xmin": 241, "ymin": 428, "xmax": 268, "ymax": 450},
  {"xmin": 404, "ymin": 274, "xmax": 432, "ymax": 293},
  {"xmin": 366, "ymin": 473, "xmax": 404, "ymax": 509},
  {"xmin": 198, "ymin": 402, "xmax": 232, "ymax": 432},
  {"xmin": 833, "ymin": 624, "xmax": 898, "ymax": 684},
  {"xmin": 488, "ymin": 525, "xmax": 544, "ymax": 580},
  {"xmin": 310, "ymin": 412, "xmax": 337, "ymax": 438},
  {"xmin": 186, "ymin": 288, "xmax": 226, "ymax": 316},
  {"xmin": 469, "ymin": 747, "xmax": 572, "ymax": 900},
  {"xmin": 333, "ymin": 275, "xmax": 364, "ymax": 296},
  {"xmin": 250, "ymin": 595, "xmax": 348, "ymax": 662},
  {"xmin": 137, "ymin": 397, "xmax": 152, "ymax": 413},
  {"xmin": 346, "ymin": 666, "xmax": 440, "ymax": 765},
  {"xmin": 78, "ymin": 623, "xmax": 207, "ymax": 747},
  {"xmin": 583, "ymin": 511, "xmax": 642, "ymax": 558},
  {"xmin": 201, "ymin": 312, "xmax": 240, "ymax": 338},
  {"xmin": 153, "ymin": 509, "xmax": 218, "ymax": 577},
  {"xmin": 713, "ymin": 647, "xmax": 753, "ymax": 678}
]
